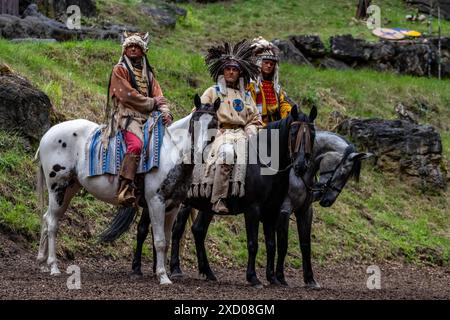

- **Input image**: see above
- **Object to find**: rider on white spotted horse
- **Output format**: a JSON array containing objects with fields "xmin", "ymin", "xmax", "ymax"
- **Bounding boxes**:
[{"xmin": 104, "ymin": 32, "xmax": 173, "ymax": 206}]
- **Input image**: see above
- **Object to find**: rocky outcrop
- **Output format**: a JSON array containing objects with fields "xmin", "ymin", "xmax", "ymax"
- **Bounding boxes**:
[
  {"xmin": 336, "ymin": 117, "xmax": 446, "ymax": 190},
  {"xmin": 405, "ymin": 0, "xmax": 450, "ymax": 20},
  {"xmin": 289, "ymin": 35, "xmax": 326, "ymax": 58},
  {"xmin": 280, "ymin": 34, "xmax": 450, "ymax": 78},
  {"xmin": 17, "ymin": 0, "xmax": 96, "ymax": 18},
  {"xmin": 140, "ymin": 2, "xmax": 187, "ymax": 28},
  {"xmin": 271, "ymin": 39, "xmax": 311, "ymax": 65},
  {"xmin": 0, "ymin": 63, "xmax": 52, "ymax": 141},
  {"xmin": 0, "ymin": 4, "xmax": 134, "ymax": 41}
]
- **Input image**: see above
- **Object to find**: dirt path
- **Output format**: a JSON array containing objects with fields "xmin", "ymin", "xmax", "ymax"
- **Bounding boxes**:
[{"xmin": 1, "ymin": 246, "xmax": 450, "ymax": 300}]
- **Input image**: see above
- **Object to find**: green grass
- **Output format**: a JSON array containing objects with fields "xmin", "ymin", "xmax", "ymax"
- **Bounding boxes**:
[{"xmin": 0, "ymin": 0, "xmax": 448, "ymax": 268}]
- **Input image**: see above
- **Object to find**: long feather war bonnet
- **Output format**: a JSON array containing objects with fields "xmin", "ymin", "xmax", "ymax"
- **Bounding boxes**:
[{"xmin": 205, "ymin": 39, "xmax": 260, "ymax": 86}]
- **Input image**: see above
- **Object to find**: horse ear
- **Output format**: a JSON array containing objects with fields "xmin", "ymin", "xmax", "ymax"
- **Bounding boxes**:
[
  {"xmin": 290, "ymin": 104, "xmax": 299, "ymax": 120},
  {"xmin": 213, "ymin": 97, "xmax": 221, "ymax": 111},
  {"xmin": 348, "ymin": 152, "xmax": 373, "ymax": 162},
  {"xmin": 309, "ymin": 105, "xmax": 318, "ymax": 122},
  {"xmin": 194, "ymin": 94, "xmax": 201, "ymax": 110}
]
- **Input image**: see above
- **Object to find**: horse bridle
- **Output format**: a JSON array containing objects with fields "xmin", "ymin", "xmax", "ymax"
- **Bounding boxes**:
[
  {"xmin": 315, "ymin": 156, "xmax": 346, "ymax": 193},
  {"xmin": 189, "ymin": 108, "xmax": 218, "ymax": 163},
  {"xmin": 288, "ymin": 121, "xmax": 313, "ymax": 163}
]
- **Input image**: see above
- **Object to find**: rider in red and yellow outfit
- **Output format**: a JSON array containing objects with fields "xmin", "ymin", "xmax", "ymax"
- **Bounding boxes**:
[{"xmin": 248, "ymin": 37, "xmax": 292, "ymax": 127}]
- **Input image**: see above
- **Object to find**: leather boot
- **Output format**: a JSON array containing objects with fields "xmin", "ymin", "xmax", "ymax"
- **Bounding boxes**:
[
  {"xmin": 211, "ymin": 163, "xmax": 232, "ymax": 214},
  {"xmin": 117, "ymin": 153, "xmax": 140, "ymax": 206}
]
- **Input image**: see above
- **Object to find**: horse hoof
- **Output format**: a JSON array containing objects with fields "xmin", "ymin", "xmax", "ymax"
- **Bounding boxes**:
[
  {"xmin": 50, "ymin": 268, "xmax": 61, "ymax": 276},
  {"xmin": 170, "ymin": 270, "xmax": 184, "ymax": 279},
  {"xmin": 277, "ymin": 278, "xmax": 289, "ymax": 287},
  {"xmin": 40, "ymin": 265, "xmax": 50, "ymax": 273},
  {"xmin": 250, "ymin": 278, "xmax": 263, "ymax": 289},
  {"xmin": 252, "ymin": 282, "xmax": 264, "ymax": 289},
  {"xmin": 200, "ymin": 270, "xmax": 217, "ymax": 281},
  {"xmin": 305, "ymin": 280, "xmax": 321, "ymax": 289},
  {"xmin": 160, "ymin": 276, "xmax": 173, "ymax": 285},
  {"xmin": 130, "ymin": 271, "xmax": 143, "ymax": 279}
]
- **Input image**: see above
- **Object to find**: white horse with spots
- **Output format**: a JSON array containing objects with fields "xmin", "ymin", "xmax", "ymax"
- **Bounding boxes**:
[{"xmin": 36, "ymin": 95, "xmax": 219, "ymax": 285}]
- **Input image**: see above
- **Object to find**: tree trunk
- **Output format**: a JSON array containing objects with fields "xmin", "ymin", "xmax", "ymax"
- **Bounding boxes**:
[{"xmin": 356, "ymin": 0, "xmax": 372, "ymax": 19}]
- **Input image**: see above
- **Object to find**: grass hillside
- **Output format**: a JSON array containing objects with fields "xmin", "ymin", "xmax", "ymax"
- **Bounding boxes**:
[{"xmin": 0, "ymin": 0, "xmax": 449, "ymax": 270}]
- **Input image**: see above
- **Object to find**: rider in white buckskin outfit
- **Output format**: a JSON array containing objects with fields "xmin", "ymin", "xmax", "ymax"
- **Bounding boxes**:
[{"xmin": 201, "ymin": 40, "xmax": 263, "ymax": 214}]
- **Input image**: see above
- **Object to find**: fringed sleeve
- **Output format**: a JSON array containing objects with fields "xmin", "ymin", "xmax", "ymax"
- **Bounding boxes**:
[{"xmin": 110, "ymin": 65, "xmax": 155, "ymax": 115}]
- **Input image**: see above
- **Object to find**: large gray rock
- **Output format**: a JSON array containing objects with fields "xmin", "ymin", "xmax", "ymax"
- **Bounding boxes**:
[
  {"xmin": 0, "ymin": 64, "xmax": 51, "ymax": 141},
  {"xmin": 394, "ymin": 43, "xmax": 435, "ymax": 77},
  {"xmin": 405, "ymin": 0, "xmax": 450, "ymax": 20},
  {"xmin": 0, "ymin": 4, "xmax": 132, "ymax": 41},
  {"xmin": 271, "ymin": 39, "xmax": 311, "ymax": 65},
  {"xmin": 330, "ymin": 34, "xmax": 373, "ymax": 63},
  {"xmin": 140, "ymin": 2, "xmax": 187, "ymax": 28},
  {"xmin": 289, "ymin": 35, "xmax": 326, "ymax": 58},
  {"xmin": 336, "ymin": 117, "xmax": 446, "ymax": 190},
  {"xmin": 18, "ymin": 0, "xmax": 97, "ymax": 18}
]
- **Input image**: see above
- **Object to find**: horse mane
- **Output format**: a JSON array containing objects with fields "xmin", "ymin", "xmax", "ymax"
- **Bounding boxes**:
[
  {"xmin": 343, "ymin": 144, "xmax": 361, "ymax": 183},
  {"xmin": 265, "ymin": 115, "xmax": 293, "ymax": 165}
]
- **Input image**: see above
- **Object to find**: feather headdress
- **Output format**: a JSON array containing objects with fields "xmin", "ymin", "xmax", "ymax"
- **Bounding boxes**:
[
  {"xmin": 250, "ymin": 36, "xmax": 281, "ymax": 93},
  {"xmin": 251, "ymin": 36, "xmax": 280, "ymax": 62},
  {"xmin": 205, "ymin": 39, "xmax": 259, "ymax": 86}
]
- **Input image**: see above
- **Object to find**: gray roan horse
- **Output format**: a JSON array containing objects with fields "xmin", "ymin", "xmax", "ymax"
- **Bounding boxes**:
[
  {"xmin": 125, "ymin": 106, "xmax": 317, "ymax": 287},
  {"xmin": 166, "ymin": 130, "xmax": 372, "ymax": 288},
  {"xmin": 275, "ymin": 130, "xmax": 373, "ymax": 288},
  {"xmin": 35, "ymin": 94, "xmax": 219, "ymax": 285}
]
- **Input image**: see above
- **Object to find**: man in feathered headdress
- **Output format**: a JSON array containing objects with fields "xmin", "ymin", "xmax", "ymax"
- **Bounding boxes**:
[
  {"xmin": 248, "ymin": 37, "xmax": 292, "ymax": 127},
  {"xmin": 201, "ymin": 40, "xmax": 263, "ymax": 214},
  {"xmin": 105, "ymin": 32, "xmax": 173, "ymax": 206}
]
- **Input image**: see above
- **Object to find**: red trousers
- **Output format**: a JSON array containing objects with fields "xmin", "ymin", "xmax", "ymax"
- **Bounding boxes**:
[{"xmin": 123, "ymin": 130, "xmax": 142, "ymax": 155}]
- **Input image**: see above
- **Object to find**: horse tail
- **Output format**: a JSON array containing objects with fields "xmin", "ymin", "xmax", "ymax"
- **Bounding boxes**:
[
  {"xmin": 35, "ymin": 148, "xmax": 46, "ymax": 213},
  {"xmin": 98, "ymin": 206, "xmax": 137, "ymax": 243}
]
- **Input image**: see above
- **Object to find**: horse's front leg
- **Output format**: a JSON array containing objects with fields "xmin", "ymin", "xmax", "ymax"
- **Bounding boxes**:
[
  {"xmin": 191, "ymin": 211, "xmax": 216, "ymax": 281},
  {"xmin": 275, "ymin": 212, "xmax": 290, "ymax": 286},
  {"xmin": 244, "ymin": 206, "xmax": 262, "ymax": 288},
  {"xmin": 147, "ymin": 195, "xmax": 171, "ymax": 285},
  {"xmin": 131, "ymin": 207, "xmax": 150, "ymax": 276},
  {"xmin": 262, "ymin": 219, "xmax": 276, "ymax": 285},
  {"xmin": 170, "ymin": 204, "xmax": 193, "ymax": 278},
  {"xmin": 295, "ymin": 206, "xmax": 320, "ymax": 289}
]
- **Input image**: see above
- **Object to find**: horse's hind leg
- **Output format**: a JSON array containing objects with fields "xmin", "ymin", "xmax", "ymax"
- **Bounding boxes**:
[
  {"xmin": 191, "ymin": 211, "xmax": 216, "ymax": 281},
  {"xmin": 37, "ymin": 214, "xmax": 49, "ymax": 272},
  {"xmin": 131, "ymin": 207, "xmax": 150, "ymax": 276},
  {"xmin": 45, "ymin": 182, "xmax": 81, "ymax": 275},
  {"xmin": 295, "ymin": 206, "xmax": 320, "ymax": 289},
  {"xmin": 170, "ymin": 204, "xmax": 192, "ymax": 278},
  {"xmin": 275, "ymin": 213, "xmax": 290, "ymax": 286}
]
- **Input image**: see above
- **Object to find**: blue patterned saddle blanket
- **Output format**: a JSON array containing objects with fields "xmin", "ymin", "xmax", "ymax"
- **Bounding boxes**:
[{"xmin": 87, "ymin": 112, "xmax": 164, "ymax": 177}]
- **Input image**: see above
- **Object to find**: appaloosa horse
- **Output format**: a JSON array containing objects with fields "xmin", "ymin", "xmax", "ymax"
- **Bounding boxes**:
[{"xmin": 36, "ymin": 94, "xmax": 219, "ymax": 285}]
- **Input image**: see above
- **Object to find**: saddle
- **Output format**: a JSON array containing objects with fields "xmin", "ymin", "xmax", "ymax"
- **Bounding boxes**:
[{"xmin": 86, "ymin": 112, "xmax": 164, "ymax": 177}]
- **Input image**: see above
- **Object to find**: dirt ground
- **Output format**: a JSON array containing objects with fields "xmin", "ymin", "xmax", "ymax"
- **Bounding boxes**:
[{"xmin": 1, "ymin": 233, "xmax": 450, "ymax": 300}]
